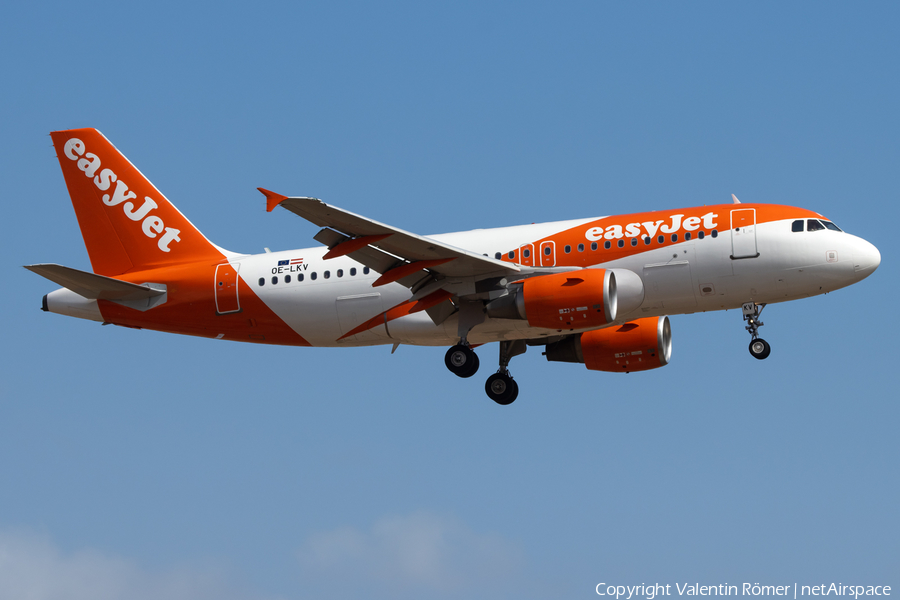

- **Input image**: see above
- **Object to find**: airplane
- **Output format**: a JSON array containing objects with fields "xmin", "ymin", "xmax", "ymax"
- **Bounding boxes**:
[{"xmin": 26, "ymin": 128, "xmax": 881, "ymax": 405}]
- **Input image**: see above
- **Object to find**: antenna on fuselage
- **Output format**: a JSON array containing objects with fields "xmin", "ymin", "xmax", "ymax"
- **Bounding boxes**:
[{"xmin": 732, "ymin": 194, "xmax": 741, "ymax": 204}]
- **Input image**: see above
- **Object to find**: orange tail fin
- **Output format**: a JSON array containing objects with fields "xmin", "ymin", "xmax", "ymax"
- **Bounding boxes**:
[{"xmin": 50, "ymin": 128, "xmax": 224, "ymax": 276}]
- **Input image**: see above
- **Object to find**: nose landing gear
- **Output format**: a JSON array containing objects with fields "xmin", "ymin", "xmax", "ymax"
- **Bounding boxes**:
[
  {"xmin": 742, "ymin": 302, "xmax": 771, "ymax": 360},
  {"xmin": 749, "ymin": 338, "xmax": 771, "ymax": 360}
]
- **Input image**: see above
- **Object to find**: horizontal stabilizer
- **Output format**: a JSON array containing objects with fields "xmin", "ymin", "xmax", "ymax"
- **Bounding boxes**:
[{"xmin": 24, "ymin": 264, "xmax": 165, "ymax": 301}]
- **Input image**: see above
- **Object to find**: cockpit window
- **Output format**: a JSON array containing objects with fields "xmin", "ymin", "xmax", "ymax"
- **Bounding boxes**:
[
  {"xmin": 791, "ymin": 220, "xmax": 804, "ymax": 232},
  {"xmin": 822, "ymin": 220, "xmax": 842, "ymax": 232},
  {"xmin": 807, "ymin": 219, "xmax": 825, "ymax": 232}
]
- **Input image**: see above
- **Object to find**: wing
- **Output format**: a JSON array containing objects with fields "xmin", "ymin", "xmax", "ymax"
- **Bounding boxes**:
[{"xmin": 260, "ymin": 189, "xmax": 520, "ymax": 292}]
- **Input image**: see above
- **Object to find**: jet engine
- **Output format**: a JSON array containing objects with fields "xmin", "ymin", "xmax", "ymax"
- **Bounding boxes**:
[
  {"xmin": 544, "ymin": 316, "xmax": 672, "ymax": 373},
  {"xmin": 485, "ymin": 268, "xmax": 644, "ymax": 330}
]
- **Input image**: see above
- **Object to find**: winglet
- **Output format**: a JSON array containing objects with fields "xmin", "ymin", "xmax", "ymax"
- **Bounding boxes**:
[
  {"xmin": 258, "ymin": 188, "xmax": 289, "ymax": 212},
  {"xmin": 732, "ymin": 194, "xmax": 741, "ymax": 204}
]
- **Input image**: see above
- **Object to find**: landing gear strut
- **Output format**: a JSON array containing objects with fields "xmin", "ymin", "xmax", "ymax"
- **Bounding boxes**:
[
  {"xmin": 742, "ymin": 302, "xmax": 771, "ymax": 360},
  {"xmin": 445, "ymin": 300, "xmax": 485, "ymax": 378},
  {"xmin": 484, "ymin": 340, "xmax": 526, "ymax": 405}
]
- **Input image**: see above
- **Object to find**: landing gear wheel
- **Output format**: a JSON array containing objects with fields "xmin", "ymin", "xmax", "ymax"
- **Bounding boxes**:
[
  {"xmin": 749, "ymin": 338, "xmax": 771, "ymax": 360},
  {"xmin": 445, "ymin": 344, "xmax": 480, "ymax": 378},
  {"xmin": 742, "ymin": 302, "xmax": 772, "ymax": 361},
  {"xmin": 485, "ymin": 372, "xmax": 518, "ymax": 405}
]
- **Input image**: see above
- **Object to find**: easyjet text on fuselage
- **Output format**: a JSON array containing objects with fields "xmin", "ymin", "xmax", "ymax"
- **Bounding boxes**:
[{"xmin": 585, "ymin": 212, "xmax": 719, "ymax": 242}]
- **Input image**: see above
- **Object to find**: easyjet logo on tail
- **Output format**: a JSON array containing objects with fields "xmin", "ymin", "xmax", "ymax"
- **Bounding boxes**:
[{"xmin": 63, "ymin": 138, "xmax": 181, "ymax": 252}]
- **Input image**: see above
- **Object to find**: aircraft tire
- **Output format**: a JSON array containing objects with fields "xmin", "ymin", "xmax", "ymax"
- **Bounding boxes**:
[
  {"xmin": 749, "ymin": 338, "xmax": 771, "ymax": 360},
  {"xmin": 445, "ymin": 345, "xmax": 479, "ymax": 378},
  {"xmin": 486, "ymin": 372, "xmax": 518, "ymax": 405}
]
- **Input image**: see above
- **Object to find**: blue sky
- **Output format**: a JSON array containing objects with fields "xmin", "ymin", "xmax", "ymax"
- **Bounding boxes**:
[{"xmin": 1, "ymin": 2, "xmax": 897, "ymax": 599}]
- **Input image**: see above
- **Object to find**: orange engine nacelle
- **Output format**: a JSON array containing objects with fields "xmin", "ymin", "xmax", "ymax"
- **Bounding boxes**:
[
  {"xmin": 544, "ymin": 316, "xmax": 672, "ymax": 373},
  {"xmin": 486, "ymin": 269, "xmax": 617, "ymax": 330},
  {"xmin": 522, "ymin": 269, "xmax": 616, "ymax": 329}
]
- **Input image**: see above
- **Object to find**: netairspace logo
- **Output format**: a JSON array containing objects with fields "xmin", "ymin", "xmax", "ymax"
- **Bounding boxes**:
[{"xmin": 596, "ymin": 584, "xmax": 892, "ymax": 600}]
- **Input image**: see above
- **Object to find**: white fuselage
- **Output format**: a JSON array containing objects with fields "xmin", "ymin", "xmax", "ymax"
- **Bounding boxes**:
[{"xmin": 237, "ymin": 216, "xmax": 879, "ymax": 347}]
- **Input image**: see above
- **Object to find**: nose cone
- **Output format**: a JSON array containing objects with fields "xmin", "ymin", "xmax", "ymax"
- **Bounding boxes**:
[{"xmin": 853, "ymin": 238, "xmax": 881, "ymax": 280}]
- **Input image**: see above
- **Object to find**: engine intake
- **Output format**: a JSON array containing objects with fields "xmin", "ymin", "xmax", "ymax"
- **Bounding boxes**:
[{"xmin": 544, "ymin": 316, "xmax": 672, "ymax": 373}]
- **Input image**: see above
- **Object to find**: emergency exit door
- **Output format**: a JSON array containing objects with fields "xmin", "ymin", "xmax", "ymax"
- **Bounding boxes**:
[
  {"xmin": 540, "ymin": 241, "xmax": 556, "ymax": 266},
  {"xmin": 518, "ymin": 243, "xmax": 535, "ymax": 266}
]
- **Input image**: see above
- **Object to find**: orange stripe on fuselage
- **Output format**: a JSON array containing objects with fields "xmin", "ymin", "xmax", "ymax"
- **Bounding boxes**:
[
  {"xmin": 96, "ymin": 260, "xmax": 312, "ymax": 346},
  {"xmin": 500, "ymin": 203, "xmax": 821, "ymax": 267}
]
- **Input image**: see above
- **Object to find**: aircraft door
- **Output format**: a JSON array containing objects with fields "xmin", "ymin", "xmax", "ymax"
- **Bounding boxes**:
[
  {"xmin": 730, "ymin": 208, "xmax": 759, "ymax": 259},
  {"xmin": 540, "ymin": 241, "xmax": 556, "ymax": 267},
  {"xmin": 519, "ymin": 243, "xmax": 535, "ymax": 267},
  {"xmin": 215, "ymin": 263, "xmax": 241, "ymax": 314}
]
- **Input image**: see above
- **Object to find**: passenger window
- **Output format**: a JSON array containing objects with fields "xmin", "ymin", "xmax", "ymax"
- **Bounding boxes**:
[
  {"xmin": 508, "ymin": 251, "xmax": 515, "ymax": 259},
  {"xmin": 617, "ymin": 239, "xmax": 624, "ymax": 248},
  {"xmin": 644, "ymin": 236, "xmax": 651, "ymax": 245},
  {"xmin": 807, "ymin": 219, "xmax": 825, "ymax": 232},
  {"xmin": 698, "ymin": 231, "xmax": 705, "ymax": 239},
  {"xmin": 685, "ymin": 232, "xmax": 691, "ymax": 241},
  {"xmin": 792, "ymin": 220, "xmax": 804, "ymax": 232},
  {"xmin": 258, "ymin": 278, "xmax": 265, "ymax": 287},
  {"xmin": 577, "ymin": 243, "xmax": 584, "ymax": 252},
  {"xmin": 363, "ymin": 267, "xmax": 370, "ymax": 275},
  {"xmin": 543, "ymin": 246, "xmax": 551, "ymax": 255},
  {"xmin": 591, "ymin": 242, "xmax": 598, "ymax": 251},
  {"xmin": 523, "ymin": 248, "xmax": 530, "ymax": 258},
  {"xmin": 671, "ymin": 234, "xmax": 678, "ymax": 242},
  {"xmin": 337, "ymin": 269, "xmax": 343, "ymax": 277},
  {"xmin": 324, "ymin": 271, "xmax": 331, "ymax": 279},
  {"xmin": 604, "ymin": 241, "xmax": 611, "ymax": 250},
  {"xmin": 631, "ymin": 238, "xmax": 638, "ymax": 246},
  {"xmin": 350, "ymin": 268, "xmax": 356, "ymax": 276},
  {"xmin": 271, "ymin": 276, "xmax": 278, "ymax": 285},
  {"xmin": 298, "ymin": 273, "xmax": 304, "ymax": 282},
  {"xmin": 564, "ymin": 245, "xmax": 571, "ymax": 253},
  {"xmin": 285, "ymin": 274, "xmax": 291, "ymax": 283},
  {"xmin": 711, "ymin": 229, "xmax": 718, "ymax": 238},
  {"xmin": 311, "ymin": 272, "xmax": 317, "ymax": 280},
  {"xmin": 495, "ymin": 252, "xmax": 502, "ymax": 259},
  {"xmin": 658, "ymin": 235, "xmax": 664, "ymax": 244}
]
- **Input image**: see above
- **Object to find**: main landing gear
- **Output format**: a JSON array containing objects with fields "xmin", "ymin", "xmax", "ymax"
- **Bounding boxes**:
[
  {"xmin": 444, "ymin": 344, "xmax": 480, "ymax": 378},
  {"xmin": 485, "ymin": 372, "xmax": 518, "ymax": 406},
  {"xmin": 444, "ymin": 339, "xmax": 526, "ymax": 405},
  {"xmin": 742, "ymin": 302, "xmax": 771, "ymax": 360}
]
